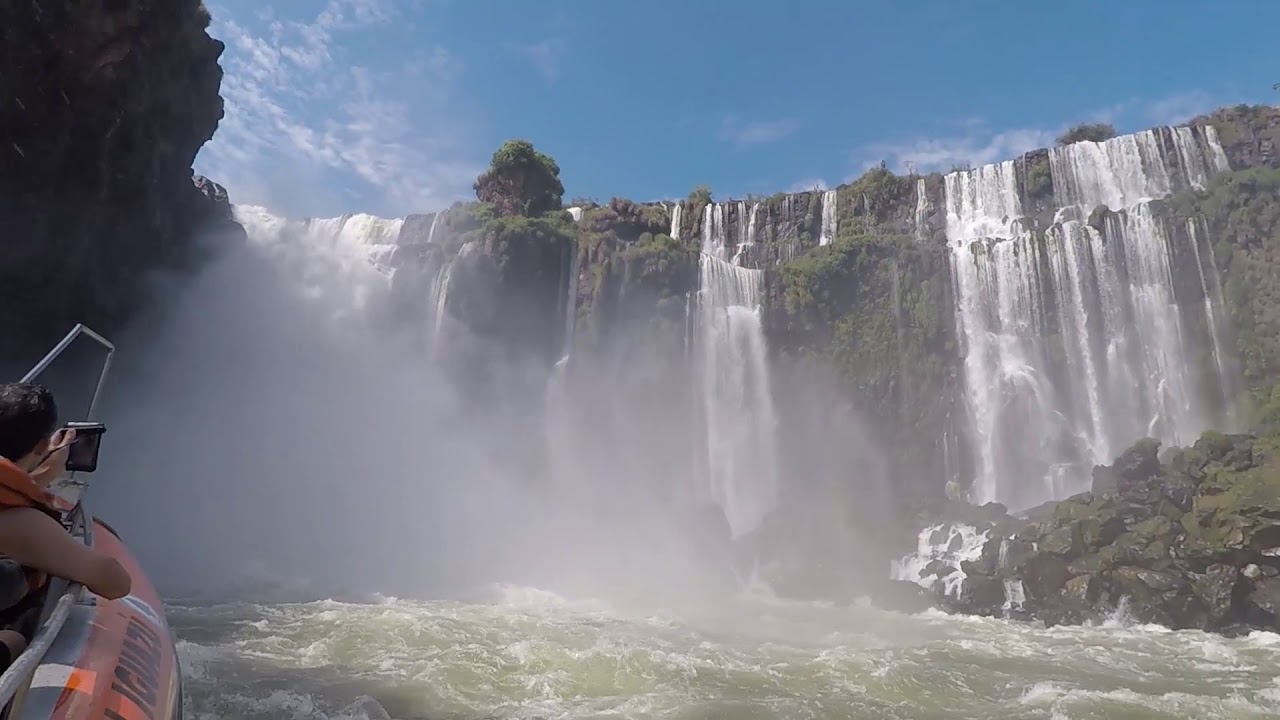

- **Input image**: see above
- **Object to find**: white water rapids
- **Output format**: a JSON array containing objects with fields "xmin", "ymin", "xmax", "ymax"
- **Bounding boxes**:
[{"xmin": 174, "ymin": 589, "xmax": 1280, "ymax": 719}]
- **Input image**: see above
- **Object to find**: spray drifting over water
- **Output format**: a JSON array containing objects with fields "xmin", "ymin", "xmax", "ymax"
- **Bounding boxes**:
[{"xmin": 93, "ymin": 205, "xmax": 724, "ymax": 603}]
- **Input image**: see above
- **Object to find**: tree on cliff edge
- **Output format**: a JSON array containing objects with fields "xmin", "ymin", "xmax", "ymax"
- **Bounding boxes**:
[
  {"xmin": 474, "ymin": 140, "xmax": 565, "ymax": 217},
  {"xmin": 1056, "ymin": 123, "xmax": 1117, "ymax": 146}
]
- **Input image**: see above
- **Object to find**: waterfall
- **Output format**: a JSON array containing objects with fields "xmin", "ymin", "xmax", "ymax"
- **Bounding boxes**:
[
  {"xmin": 819, "ymin": 189, "xmax": 838, "ymax": 246},
  {"xmin": 696, "ymin": 203, "xmax": 779, "ymax": 539},
  {"xmin": 914, "ymin": 178, "xmax": 933, "ymax": 243},
  {"xmin": 670, "ymin": 203, "xmax": 682, "ymax": 241},
  {"xmin": 233, "ymin": 207, "xmax": 402, "ymax": 323},
  {"xmin": 562, "ymin": 209, "xmax": 583, "ymax": 357},
  {"xmin": 945, "ymin": 126, "xmax": 1235, "ymax": 510},
  {"xmin": 1187, "ymin": 217, "xmax": 1239, "ymax": 421},
  {"xmin": 429, "ymin": 241, "xmax": 481, "ymax": 356},
  {"xmin": 425, "ymin": 211, "xmax": 441, "ymax": 244}
]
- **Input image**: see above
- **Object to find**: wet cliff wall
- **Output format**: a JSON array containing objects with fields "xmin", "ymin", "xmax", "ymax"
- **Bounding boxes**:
[
  {"xmin": 375, "ymin": 106, "xmax": 1280, "ymax": 524},
  {"xmin": 0, "ymin": 0, "xmax": 241, "ymax": 365}
]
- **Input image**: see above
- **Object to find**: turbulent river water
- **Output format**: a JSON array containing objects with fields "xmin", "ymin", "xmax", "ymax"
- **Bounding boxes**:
[{"xmin": 172, "ymin": 586, "xmax": 1280, "ymax": 720}]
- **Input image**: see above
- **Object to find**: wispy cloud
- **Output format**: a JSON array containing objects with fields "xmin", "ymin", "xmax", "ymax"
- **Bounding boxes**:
[
  {"xmin": 787, "ymin": 178, "xmax": 830, "ymax": 193},
  {"xmin": 1143, "ymin": 90, "xmax": 1219, "ymax": 126},
  {"xmin": 853, "ymin": 89, "xmax": 1242, "ymax": 175},
  {"xmin": 198, "ymin": 0, "xmax": 483, "ymax": 218},
  {"xmin": 717, "ymin": 116, "xmax": 800, "ymax": 148},
  {"xmin": 524, "ymin": 38, "xmax": 565, "ymax": 84},
  {"xmin": 855, "ymin": 123, "xmax": 1056, "ymax": 175}
]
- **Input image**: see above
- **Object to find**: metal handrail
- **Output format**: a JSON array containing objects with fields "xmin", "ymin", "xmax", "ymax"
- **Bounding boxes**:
[
  {"xmin": 0, "ymin": 589, "xmax": 79, "ymax": 706},
  {"xmin": 20, "ymin": 323, "xmax": 116, "ymax": 422},
  {"xmin": 0, "ymin": 325, "xmax": 116, "ymax": 713}
]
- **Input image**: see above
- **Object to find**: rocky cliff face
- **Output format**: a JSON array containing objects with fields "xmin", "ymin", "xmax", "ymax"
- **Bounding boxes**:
[
  {"xmin": 293, "ymin": 104, "xmax": 1280, "ymax": 626},
  {"xmin": 0, "ymin": 0, "xmax": 239, "ymax": 363}
]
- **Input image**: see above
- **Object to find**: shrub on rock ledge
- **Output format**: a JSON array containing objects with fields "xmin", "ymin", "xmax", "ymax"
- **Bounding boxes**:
[
  {"xmin": 474, "ymin": 139, "xmax": 565, "ymax": 218},
  {"xmin": 1056, "ymin": 123, "xmax": 1117, "ymax": 146}
]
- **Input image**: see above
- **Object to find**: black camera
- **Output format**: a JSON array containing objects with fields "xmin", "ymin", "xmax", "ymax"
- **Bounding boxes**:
[{"xmin": 63, "ymin": 422, "xmax": 106, "ymax": 473}]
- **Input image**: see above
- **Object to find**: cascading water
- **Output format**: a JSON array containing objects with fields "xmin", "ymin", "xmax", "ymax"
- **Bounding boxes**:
[
  {"xmin": 561, "ymin": 208, "xmax": 584, "ymax": 356},
  {"xmin": 914, "ymin": 178, "xmax": 934, "ymax": 243},
  {"xmin": 946, "ymin": 126, "xmax": 1236, "ymax": 510},
  {"xmin": 696, "ymin": 203, "xmax": 780, "ymax": 539},
  {"xmin": 233, "ymin": 207, "xmax": 402, "ymax": 322},
  {"xmin": 819, "ymin": 189, "xmax": 838, "ymax": 246},
  {"xmin": 1187, "ymin": 217, "xmax": 1239, "ymax": 422}
]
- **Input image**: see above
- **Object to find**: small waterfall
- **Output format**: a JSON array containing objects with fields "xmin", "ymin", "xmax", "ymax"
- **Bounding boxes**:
[
  {"xmin": 945, "ymin": 125, "xmax": 1235, "ymax": 509},
  {"xmin": 1002, "ymin": 579, "xmax": 1026, "ymax": 612},
  {"xmin": 561, "ymin": 210, "xmax": 583, "ymax": 357},
  {"xmin": 941, "ymin": 417, "xmax": 963, "ymax": 500},
  {"xmin": 425, "ymin": 211, "xmax": 441, "ymax": 244},
  {"xmin": 696, "ymin": 202, "xmax": 779, "ymax": 539},
  {"xmin": 670, "ymin": 203, "xmax": 682, "ymax": 241},
  {"xmin": 914, "ymin": 178, "xmax": 933, "ymax": 243},
  {"xmin": 819, "ymin": 189, "xmax": 838, "ymax": 246},
  {"xmin": 1187, "ymin": 217, "xmax": 1237, "ymax": 419},
  {"xmin": 892, "ymin": 523, "xmax": 989, "ymax": 598},
  {"xmin": 429, "ymin": 241, "xmax": 481, "ymax": 356}
]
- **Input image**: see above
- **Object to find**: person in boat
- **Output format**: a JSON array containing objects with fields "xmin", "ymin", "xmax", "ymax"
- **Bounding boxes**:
[{"xmin": 0, "ymin": 383, "xmax": 131, "ymax": 667}]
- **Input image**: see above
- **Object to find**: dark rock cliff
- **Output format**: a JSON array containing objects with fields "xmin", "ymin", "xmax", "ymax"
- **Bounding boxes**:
[
  {"xmin": 912, "ymin": 432, "xmax": 1280, "ymax": 634},
  {"xmin": 0, "ymin": 0, "xmax": 240, "ymax": 364}
]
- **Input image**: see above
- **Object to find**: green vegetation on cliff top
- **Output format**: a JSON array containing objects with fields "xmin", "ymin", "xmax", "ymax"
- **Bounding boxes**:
[
  {"xmin": 1056, "ymin": 123, "xmax": 1118, "ymax": 146},
  {"xmin": 474, "ymin": 139, "xmax": 566, "ymax": 218}
]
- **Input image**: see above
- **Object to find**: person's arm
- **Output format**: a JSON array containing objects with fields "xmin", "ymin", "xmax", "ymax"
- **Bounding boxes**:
[{"xmin": 0, "ymin": 508, "xmax": 131, "ymax": 599}]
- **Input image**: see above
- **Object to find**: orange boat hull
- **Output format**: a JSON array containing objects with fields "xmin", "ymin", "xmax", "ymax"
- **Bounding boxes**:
[{"xmin": 18, "ymin": 519, "xmax": 181, "ymax": 720}]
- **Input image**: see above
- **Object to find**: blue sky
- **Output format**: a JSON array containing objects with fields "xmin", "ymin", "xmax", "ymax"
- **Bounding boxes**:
[{"xmin": 196, "ymin": 0, "xmax": 1279, "ymax": 219}]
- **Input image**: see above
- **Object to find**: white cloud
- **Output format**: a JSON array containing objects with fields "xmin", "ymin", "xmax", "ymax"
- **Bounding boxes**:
[
  {"xmin": 1143, "ymin": 90, "xmax": 1218, "ymax": 126},
  {"xmin": 197, "ymin": 0, "xmax": 483, "ymax": 219},
  {"xmin": 852, "ymin": 89, "xmax": 1238, "ymax": 176},
  {"xmin": 856, "ymin": 124, "xmax": 1056, "ymax": 175},
  {"xmin": 717, "ymin": 116, "xmax": 800, "ymax": 148},
  {"xmin": 787, "ymin": 178, "xmax": 830, "ymax": 193},
  {"xmin": 524, "ymin": 38, "xmax": 565, "ymax": 84}
]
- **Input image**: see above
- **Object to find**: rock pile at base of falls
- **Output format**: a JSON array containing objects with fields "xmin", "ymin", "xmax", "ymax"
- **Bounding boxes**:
[{"xmin": 909, "ymin": 432, "xmax": 1280, "ymax": 635}]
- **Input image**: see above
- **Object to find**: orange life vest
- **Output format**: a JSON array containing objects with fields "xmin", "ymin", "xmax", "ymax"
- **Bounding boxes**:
[{"xmin": 0, "ymin": 458, "xmax": 73, "ymax": 593}]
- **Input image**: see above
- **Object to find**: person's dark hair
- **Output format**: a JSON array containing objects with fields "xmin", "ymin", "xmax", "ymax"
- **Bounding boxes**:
[{"xmin": 0, "ymin": 384, "xmax": 58, "ymax": 461}]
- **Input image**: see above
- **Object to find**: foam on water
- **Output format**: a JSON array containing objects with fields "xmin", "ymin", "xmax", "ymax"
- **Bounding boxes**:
[{"xmin": 171, "ymin": 592, "xmax": 1280, "ymax": 720}]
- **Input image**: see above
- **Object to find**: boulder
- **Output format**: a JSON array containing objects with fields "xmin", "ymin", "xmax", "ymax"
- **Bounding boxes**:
[{"xmin": 906, "ymin": 431, "xmax": 1280, "ymax": 635}]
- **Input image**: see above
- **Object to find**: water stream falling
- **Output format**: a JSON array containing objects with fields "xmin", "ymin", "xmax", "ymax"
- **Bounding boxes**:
[
  {"xmin": 819, "ymin": 189, "xmax": 838, "ymax": 246},
  {"xmin": 696, "ymin": 203, "xmax": 779, "ymax": 539},
  {"xmin": 945, "ymin": 126, "xmax": 1235, "ymax": 509},
  {"xmin": 561, "ymin": 207, "xmax": 584, "ymax": 357},
  {"xmin": 232, "ymin": 207, "xmax": 402, "ymax": 323}
]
